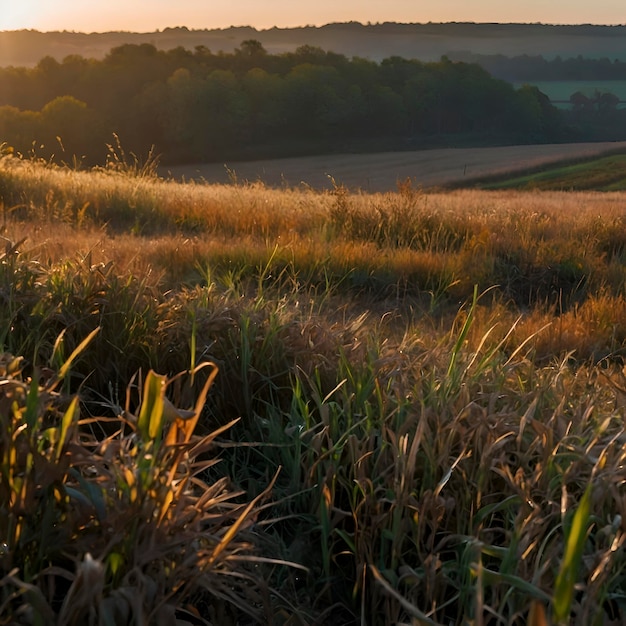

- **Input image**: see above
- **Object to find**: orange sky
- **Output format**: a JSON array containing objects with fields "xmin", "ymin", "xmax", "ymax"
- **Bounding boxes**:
[{"xmin": 2, "ymin": 0, "xmax": 625, "ymax": 32}]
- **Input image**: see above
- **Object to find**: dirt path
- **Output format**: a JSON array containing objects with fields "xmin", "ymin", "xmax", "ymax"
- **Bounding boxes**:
[{"xmin": 161, "ymin": 141, "xmax": 626, "ymax": 192}]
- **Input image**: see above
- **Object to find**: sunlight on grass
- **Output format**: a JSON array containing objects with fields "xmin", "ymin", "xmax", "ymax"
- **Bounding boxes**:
[{"xmin": 1, "ymin": 154, "xmax": 626, "ymax": 623}]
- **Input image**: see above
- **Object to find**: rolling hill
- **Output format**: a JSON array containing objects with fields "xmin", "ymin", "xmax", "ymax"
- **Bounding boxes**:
[{"xmin": 2, "ymin": 22, "xmax": 626, "ymax": 68}]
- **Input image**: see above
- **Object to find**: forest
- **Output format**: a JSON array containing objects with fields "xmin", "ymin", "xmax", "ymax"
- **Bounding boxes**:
[
  {"xmin": 0, "ymin": 41, "xmax": 565, "ymax": 165},
  {"xmin": 449, "ymin": 51, "xmax": 626, "ymax": 82}
]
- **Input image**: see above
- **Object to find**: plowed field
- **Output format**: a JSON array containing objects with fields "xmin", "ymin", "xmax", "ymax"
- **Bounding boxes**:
[{"xmin": 162, "ymin": 141, "xmax": 626, "ymax": 192}]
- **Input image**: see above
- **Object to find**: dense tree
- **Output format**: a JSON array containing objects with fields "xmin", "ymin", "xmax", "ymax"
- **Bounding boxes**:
[
  {"xmin": 241, "ymin": 68, "xmax": 286, "ymax": 143},
  {"xmin": 0, "ymin": 42, "xmax": 576, "ymax": 165},
  {"xmin": 449, "ymin": 51, "xmax": 626, "ymax": 82},
  {"xmin": 0, "ymin": 106, "xmax": 41, "ymax": 156}
]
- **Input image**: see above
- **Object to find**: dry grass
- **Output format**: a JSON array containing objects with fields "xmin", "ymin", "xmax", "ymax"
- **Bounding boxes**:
[
  {"xmin": 0, "ymin": 351, "xmax": 282, "ymax": 625},
  {"xmin": 2, "ymin": 155, "xmax": 626, "ymax": 624}
]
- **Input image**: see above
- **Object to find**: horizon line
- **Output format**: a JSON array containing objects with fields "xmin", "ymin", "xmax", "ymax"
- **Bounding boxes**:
[{"xmin": 2, "ymin": 20, "xmax": 626, "ymax": 36}]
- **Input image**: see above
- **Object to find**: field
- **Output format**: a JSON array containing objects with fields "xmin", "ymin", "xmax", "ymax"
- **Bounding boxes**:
[
  {"xmin": 162, "ymin": 141, "xmax": 626, "ymax": 192},
  {"xmin": 482, "ymin": 153, "xmax": 626, "ymax": 190},
  {"xmin": 1, "ymin": 151, "xmax": 626, "ymax": 625}
]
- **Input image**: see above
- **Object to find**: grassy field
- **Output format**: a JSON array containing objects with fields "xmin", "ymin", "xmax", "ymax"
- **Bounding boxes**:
[
  {"xmin": 481, "ymin": 153, "xmax": 626, "ymax": 190},
  {"xmin": 162, "ymin": 141, "xmax": 626, "ymax": 192},
  {"xmin": 1, "ymin": 151, "xmax": 626, "ymax": 625}
]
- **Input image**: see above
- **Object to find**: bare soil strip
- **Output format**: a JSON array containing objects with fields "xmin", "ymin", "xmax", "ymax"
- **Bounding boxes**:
[{"xmin": 161, "ymin": 141, "xmax": 626, "ymax": 192}]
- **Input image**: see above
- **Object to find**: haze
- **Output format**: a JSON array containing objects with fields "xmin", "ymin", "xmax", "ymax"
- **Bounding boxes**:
[{"xmin": 3, "ymin": 0, "xmax": 625, "ymax": 32}]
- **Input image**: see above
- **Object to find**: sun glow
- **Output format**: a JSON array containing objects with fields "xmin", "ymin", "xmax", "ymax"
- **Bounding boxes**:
[{"xmin": 1, "ymin": 0, "xmax": 624, "ymax": 33}]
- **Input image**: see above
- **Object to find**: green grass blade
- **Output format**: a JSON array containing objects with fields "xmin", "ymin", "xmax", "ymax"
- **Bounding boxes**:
[
  {"xmin": 476, "ymin": 566, "xmax": 552, "ymax": 602},
  {"xmin": 447, "ymin": 284, "xmax": 478, "ymax": 380},
  {"xmin": 370, "ymin": 565, "xmax": 441, "ymax": 625},
  {"xmin": 24, "ymin": 376, "xmax": 40, "ymax": 431},
  {"xmin": 189, "ymin": 312, "xmax": 197, "ymax": 379},
  {"xmin": 137, "ymin": 370, "xmax": 166, "ymax": 442},
  {"xmin": 553, "ymin": 482, "xmax": 593, "ymax": 624},
  {"xmin": 55, "ymin": 396, "xmax": 79, "ymax": 461},
  {"xmin": 57, "ymin": 326, "xmax": 101, "ymax": 381}
]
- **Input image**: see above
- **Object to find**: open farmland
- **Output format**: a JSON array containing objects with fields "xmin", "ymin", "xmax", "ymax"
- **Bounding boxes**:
[
  {"xmin": 1, "ymin": 153, "xmax": 626, "ymax": 624},
  {"xmin": 483, "ymin": 153, "xmax": 626, "ymax": 190},
  {"xmin": 162, "ymin": 140, "xmax": 626, "ymax": 191}
]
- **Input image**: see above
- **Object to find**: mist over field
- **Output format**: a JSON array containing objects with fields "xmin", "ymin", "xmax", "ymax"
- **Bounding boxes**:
[{"xmin": 3, "ymin": 22, "xmax": 626, "ymax": 67}]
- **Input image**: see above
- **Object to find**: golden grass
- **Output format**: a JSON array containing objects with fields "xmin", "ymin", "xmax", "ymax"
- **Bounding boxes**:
[
  {"xmin": 4, "ymin": 155, "xmax": 626, "ymax": 364},
  {"xmin": 3, "ymin": 156, "xmax": 626, "ymax": 623}
]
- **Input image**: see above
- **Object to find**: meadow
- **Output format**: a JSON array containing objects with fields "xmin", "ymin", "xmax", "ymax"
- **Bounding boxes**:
[
  {"xmin": 1, "ymin": 149, "xmax": 626, "ymax": 625},
  {"xmin": 482, "ymin": 153, "xmax": 626, "ymax": 191}
]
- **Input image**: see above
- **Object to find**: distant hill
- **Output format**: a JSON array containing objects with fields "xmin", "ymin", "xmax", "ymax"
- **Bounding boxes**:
[{"xmin": 2, "ymin": 22, "xmax": 626, "ymax": 68}]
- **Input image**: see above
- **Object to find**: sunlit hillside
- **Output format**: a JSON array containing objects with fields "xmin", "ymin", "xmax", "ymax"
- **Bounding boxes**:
[{"xmin": 1, "ymin": 153, "xmax": 625, "ymax": 624}]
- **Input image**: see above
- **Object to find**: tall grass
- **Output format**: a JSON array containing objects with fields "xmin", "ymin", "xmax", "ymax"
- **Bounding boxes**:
[
  {"xmin": 4, "ymin": 153, "xmax": 626, "ymax": 310},
  {"xmin": 1, "ymin": 154, "xmax": 626, "ymax": 623},
  {"xmin": 0, "ymin": 347, "xmax": 286, "ymax": 624}
]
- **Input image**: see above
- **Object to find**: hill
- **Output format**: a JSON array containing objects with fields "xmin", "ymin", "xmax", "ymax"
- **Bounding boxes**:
[
  {"xmin": 2, "ymin": 22, "xmax": 626, "ymax": 68},
  {"xmin": 480, "ymin": 152, "xmax": 626, "ymax": 190}
]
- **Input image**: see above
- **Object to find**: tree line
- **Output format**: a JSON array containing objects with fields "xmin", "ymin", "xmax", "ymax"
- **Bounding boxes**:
[
  {"xmin": 449, "ymin": 52, "xmax": 626, "ymax": 83},
  {"xmin": 0, "ymin": 41, "xmax": 565, "ymax": 165}
]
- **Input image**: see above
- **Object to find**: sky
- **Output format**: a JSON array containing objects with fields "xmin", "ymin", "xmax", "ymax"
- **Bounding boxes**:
[{"xmin": 2, "ymin": 0, "xmax": 625, "ymax": 32}]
